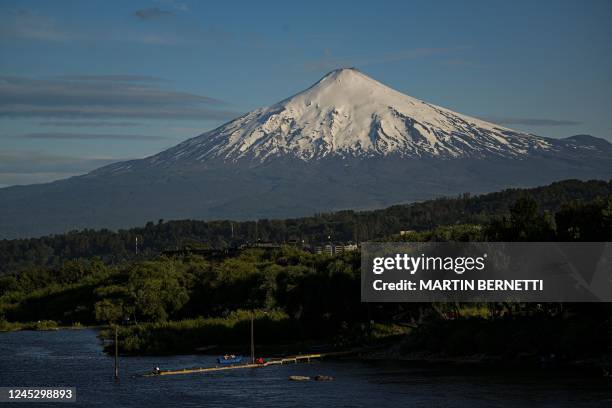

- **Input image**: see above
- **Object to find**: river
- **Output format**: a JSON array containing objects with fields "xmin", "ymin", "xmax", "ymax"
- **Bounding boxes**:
[{"xmin": 1, "ymin": 329, "xmax": 611, "ymax": 407}]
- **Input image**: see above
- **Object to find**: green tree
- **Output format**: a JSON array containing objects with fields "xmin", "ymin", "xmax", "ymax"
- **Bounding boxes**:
[{"xmin": 94, "ymin": 299, "xmax": 125, "ymax": 323}]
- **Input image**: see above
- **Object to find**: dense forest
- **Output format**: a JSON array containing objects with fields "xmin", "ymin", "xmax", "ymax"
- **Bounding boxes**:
[
  {"xmin": 1, "ymin": 179, "xmax": 611, "ymax": 361},
  {"xmin": 1, "ymin": 179, "xmax": 611, "ymax": 275}
]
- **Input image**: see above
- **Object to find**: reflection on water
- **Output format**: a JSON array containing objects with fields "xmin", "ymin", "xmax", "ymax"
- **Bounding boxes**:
[{"xmin": 1, "ymin": 329, "xmax": 611, "ymax": 407}]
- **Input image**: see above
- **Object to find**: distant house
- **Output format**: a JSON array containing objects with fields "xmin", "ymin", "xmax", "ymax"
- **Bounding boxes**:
[
  {"xmin": 314, "ymin": 243, "xmax": 358, "ymax": 256},
  {"xmin": 334, "ymin": 243, "xmax": 358, "ymax": 253},
  {"xmin": 314, "ymin": 244, "xmax": 334, "ymax": 256}
]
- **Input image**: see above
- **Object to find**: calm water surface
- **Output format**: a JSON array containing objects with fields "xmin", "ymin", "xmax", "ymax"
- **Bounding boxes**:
[{"xmin": 1, "ymin": 329, "xmax": 611, "ymax": 407}]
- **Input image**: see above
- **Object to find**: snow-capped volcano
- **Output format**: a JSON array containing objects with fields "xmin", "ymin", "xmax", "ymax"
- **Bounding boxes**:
[
  {"xmin": 2, "ymin": 68, "xmax": 611, "ymax": 238},
  {"xmin": 148, "ymin": 68, "xmax": 549, "ymax": 165}
]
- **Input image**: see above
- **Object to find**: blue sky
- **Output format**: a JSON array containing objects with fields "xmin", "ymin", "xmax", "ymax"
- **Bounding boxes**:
[{"xmin": 1, "ymin": 0, "xmax": 611, "ymax": 186}]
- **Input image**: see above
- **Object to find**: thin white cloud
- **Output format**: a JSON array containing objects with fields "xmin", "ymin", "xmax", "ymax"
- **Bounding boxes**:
[
  {"xmin": 0, "ymin": 149, "xmax": 125, "ymax": 186},
  {"xmin": 20, "ymin": 132, "xmax": 169, "ymax": 141},
  {"xmin": 0, "ymin": 150, "xmax": 121, "ymax": 173},
  {"xmin": 164, "ymin": 125, "xmax": 205, "ymax": 134},
  {"xmin": 0, "ymin": 105, "xmax": 240, "ymax": 120},
  {"xmin": 0, "ymin": 76, "xmax": 240, "ymax": 120},
  {"xmin": 38, "ymin": 121, "xmax": 145, "ymax": 128},
  {"xmin": 50, "ymin": 75, "xmax": 169, "ymax": 83},
  {"xmin": 481, "ymin": 116, "xmax": 583, "ymax": 126}
]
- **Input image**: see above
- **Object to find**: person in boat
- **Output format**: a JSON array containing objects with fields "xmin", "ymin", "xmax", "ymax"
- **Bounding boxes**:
[
  {"xmin": 255, "ymin": 357, "xmax": 265, "ymax": 365},
  {"xmin": 153, "ymin": 366, "xmax": 161, "ymax": 375},
  {"xmin": 230, "ymin": 354, "xmax": 236, "ymax": 359},
  {"xmin": 223, "ymin": 354, "xmax": 230, "ymax": 360}
]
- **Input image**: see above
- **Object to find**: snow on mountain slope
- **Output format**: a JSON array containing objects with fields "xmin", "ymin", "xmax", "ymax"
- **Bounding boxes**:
[
  {"xmin": 138, "ymin": 68, "xmax": 551, "ymax": 168},
  {"xmin": 3, "ymin": 68, "xmax": 611, "ymax": 238}
]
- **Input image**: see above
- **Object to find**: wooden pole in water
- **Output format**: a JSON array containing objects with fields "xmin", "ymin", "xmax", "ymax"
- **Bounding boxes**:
[
  {"xmin": 250, "ymin": 312, "xmax": 255, "ymax": 364},
  {"xmin": 114, "ymin": 325, "xmax": 119, "ymax": 380}
]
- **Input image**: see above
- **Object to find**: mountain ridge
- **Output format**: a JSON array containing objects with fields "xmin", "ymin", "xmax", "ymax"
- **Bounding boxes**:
[
  {"xmin": 1, "ymin": 69, "xmax": 611, "ymax": 238},
  {"xmin": 96, "ymin": 68, "xmax": 559, "ymax": 175}
]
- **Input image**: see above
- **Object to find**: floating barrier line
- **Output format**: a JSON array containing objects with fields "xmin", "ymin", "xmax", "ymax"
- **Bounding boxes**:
[{"xmin": 143, "ymin": 350, "xmax": 359, "ymax": 377}]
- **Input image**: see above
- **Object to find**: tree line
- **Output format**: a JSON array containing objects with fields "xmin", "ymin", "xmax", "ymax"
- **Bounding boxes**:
[{"xmin": 1, "ymin": 179, "xmax": 610, "ymax": 275}]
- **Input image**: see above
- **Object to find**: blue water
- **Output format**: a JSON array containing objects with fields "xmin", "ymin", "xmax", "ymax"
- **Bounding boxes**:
[{"xmin": 1, "ymin": 329, "xmax": 611, "ymax": 407}]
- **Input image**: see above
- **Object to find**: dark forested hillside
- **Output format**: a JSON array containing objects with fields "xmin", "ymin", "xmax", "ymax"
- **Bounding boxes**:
[
  {"xmin": 0, "ymin": 179, "xmax": 610, "ymax": 275},
  {"xmin": 1, "ymin": 189, "xmax": 611, "ymax": 358}
]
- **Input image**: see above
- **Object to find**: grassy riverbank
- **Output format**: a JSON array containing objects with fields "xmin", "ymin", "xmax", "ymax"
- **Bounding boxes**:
[
  {"xmin": 0, "ymin": 319, "xmax": 91, "ymax": 331},
  {"xmin": 99, "ymin": 310, "xmax": 409, "ymax": 355},
  {"xmin": 104, "ymin": 310, "xmax": 296, "ymax": 354}
]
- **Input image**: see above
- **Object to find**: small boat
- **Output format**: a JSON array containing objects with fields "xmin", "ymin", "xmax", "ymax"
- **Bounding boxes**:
[
  {"xmin": 314, "ymin": 375, "xmax": 334, "ymax": 381},
  {"xmin": 289, "ymin": 375, "xmax": 310, "ymax": 381},
  {"xmin": 217, "ymin": 355, "xmax": 243, "ymax": 365}
]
